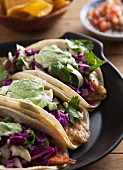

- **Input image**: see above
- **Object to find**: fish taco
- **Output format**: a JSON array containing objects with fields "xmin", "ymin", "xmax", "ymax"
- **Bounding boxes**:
[{"xmin": 0, "ymin": 71, "xmax": 90, "ymax": 149}]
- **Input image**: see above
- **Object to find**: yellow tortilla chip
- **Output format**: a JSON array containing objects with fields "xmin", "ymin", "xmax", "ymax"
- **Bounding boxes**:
[
  {"xmin": 7, "ymin": 0, "xmax": 53, "ymax": 18},
  {"xmin": 45, "ymin": 0, "xmax": 53, "ymax": 4},
  {"xmin": 2, "ymin": 0, "xmax": 32, "ymax": 11},
  {"xmin": 53, "ymin": 0, "xmax": 70, "ymax": 11}
]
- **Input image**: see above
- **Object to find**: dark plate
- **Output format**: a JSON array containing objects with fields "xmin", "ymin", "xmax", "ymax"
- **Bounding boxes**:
[
  {"xmin": 0, "ymin": 32, "xmax": 123, "ymax": 169},
  {"xmin": 80, "ymin": 0, "xmax": 123, "ymax": 41}
]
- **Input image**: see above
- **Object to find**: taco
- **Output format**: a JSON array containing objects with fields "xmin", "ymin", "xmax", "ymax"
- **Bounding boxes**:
[
  {"xmin": 0, "ymin": 72, "xmax": 90, "ymax": 149},
  {"xmin": 26, "ymin": 39, "xmax": 107, "ymax": 108},
  {"xmin": 0, "ymin": 106, "xmax": 75, "ymax": 169},
  {"xmin": 1, "ymin": 38, "xmax": 107, "ymax": 109}
]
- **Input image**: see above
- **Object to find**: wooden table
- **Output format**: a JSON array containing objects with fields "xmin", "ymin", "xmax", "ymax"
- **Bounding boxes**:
[{"xmin": 0, "ymin": 0, "xmax": 122, "ymax": 169}]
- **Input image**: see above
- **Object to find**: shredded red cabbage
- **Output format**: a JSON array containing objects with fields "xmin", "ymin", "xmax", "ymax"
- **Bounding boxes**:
[
  {"xmin": 30, "ymin": 146, "xmax": 57, "ymax": 161},
  {"xmin": 33, "ymin": 60, "xmax": 44, "ymax": 70},
  {"xmin": 24, "ymin": 49, "xmax": 39, "ymax": 56},
  {"xmin": 6, "ymin": 158, "xmax": 22, "ymax": 168},
  {"xmin": 21, "ymin": 146, "xmax": 57, "ymax": 167},
  {"xmin": 50, "ymin": 109, "xmax": 68, "ymax": 131},
  {"xmin": 82, "ymin": 78, "xmax": 95, "ymax": 98},
  {"xmin": 12, "ymin": 57, "xmax": 18, "ymax": 64},
  {"xmin": 72, "ymin": 54, "xmax": 87, "ymax": 63},
  {"xmin": 0, "ymin": 136, "xmax": 9, "ymax": 147},
  {"xmin": 6, "ymin": 158, "xmax": 16, "ymax": 168},
  {"xmin": 34, "ymin": 130, "xmax": 48, "ymax": 144},
  {"xmin": 79, "ymin": 63, "xmax": 90, "ymax": 74},
  {"xmin": 4, "ymin": 60, "xmax": 18, "ymax": 74},
  {"xmin": 68, "ymin": 78, "xmax": 95, "ymax": 104},
  {"xmin": 15, "ymin": 50, "xmax": 20, "ymax": 58},
  {"xmin": 4, "ymin": 61, "xmax": 11, "ymax": 70},
  {"xmin": 9, "ymin": 130, "xmax": 28, "ymax": 146},
  {"xmin": 3, "ymin": 79, "xmax": 13, "ymax": 86},
  {"xmin": 67, "ymin": 83, "xmax": 82, "ymax": 95},
  {"xmin": 87, "ymin": 100, "xmax": 96, "ymax": 105}
]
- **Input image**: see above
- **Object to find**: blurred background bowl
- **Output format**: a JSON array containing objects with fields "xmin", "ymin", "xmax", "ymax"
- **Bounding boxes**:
[
  {"xmin": 80, "ymin": 0, "xmax": 123, "ymax": 41},
  {"xmin": 0, "ymin": 0, "xmax": 76, "ymax": 32}
]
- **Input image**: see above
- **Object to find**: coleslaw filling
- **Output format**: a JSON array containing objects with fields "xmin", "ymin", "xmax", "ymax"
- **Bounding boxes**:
[{"xmin": 0, "ymin": 116, "xmax": 57, "ymax": 168}]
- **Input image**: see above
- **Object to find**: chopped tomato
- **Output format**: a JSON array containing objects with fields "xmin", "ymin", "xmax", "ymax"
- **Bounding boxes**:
[
  {"xmin": 98, "ymin": 21, "xmax": 110, "ymax": 32},
  {"xmin": 110, "ymin": 4, "xmax": 121, "ymax": 15},
  {"xmin": 93, "ymin": 9, "xmax": 100, "ymax": 18},
  {"xmin": 87, "ymin": 0, "xmax": 123, "ymax": 32}
]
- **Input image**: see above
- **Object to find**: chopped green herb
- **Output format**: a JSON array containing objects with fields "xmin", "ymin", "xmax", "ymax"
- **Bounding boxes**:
[
  {"xmin": 66, "ymin": 96, "xmax": 80, "ymax": 124},
  {"xmin": 68, "ymin": 96, "xmax": 80, "ymax": 109},
  {"xmin": 58, "ymin": 104, "xmax": 66, "ymax": 112},
  {"xmin": 50, "ymin": 62, "xmax": 73, "ymax": 83},
  {"xmin": 3, "ymin": 116, "xmax": 14, "ymax": 123},
  {"xmin": 67, "ymin": 39, "xmax": 94, "ymax": 55},
  {"xmin": 15, "ymin": 59, "xmax": 25, "ymax": 69},
  {"xmin": 84, "ymin": 51, "xmax": 107, "ymax": 72},
  {"xmin": 0, "ymin": 66, "xmax": 9, "ymax": 82},
  {"xmin": 50, "ymin": 63, "xmax": 80, "ymax": 87},
  {"xmin": 25, "ymin": 130, "xmax": 35, "ymax": 148},
  {"xmin": 42, "ymin": 141, "xmax": 49, "ymax": 146}
]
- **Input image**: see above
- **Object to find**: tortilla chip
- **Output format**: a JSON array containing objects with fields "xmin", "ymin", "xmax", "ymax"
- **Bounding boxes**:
[
  {"xmin": 7, "ymin": 0, "xmax": 53, "ymax": 18},
  {"xmin": 53, "ymin": 0, "xmax": 70, "ymax": 11},
  {"xmin": 2, "ymin": 0, "xmax": 31, "ymax": 11},
  {"xmin": 45, "ymin": 0, "xmax": 53, "ymax": 4}
]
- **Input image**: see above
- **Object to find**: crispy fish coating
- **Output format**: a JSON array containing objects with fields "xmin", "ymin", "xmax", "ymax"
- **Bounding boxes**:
[
  {"xmin": 87, "ymin": 71, "xmax": 107, "ymax": 100},
  {"xmin": 66, "ymin": 115, "xmax": 90, "ymax": 146},
  {"xmin": 49, "ymin": 154, "xmax": 76, "ymax": 165}
]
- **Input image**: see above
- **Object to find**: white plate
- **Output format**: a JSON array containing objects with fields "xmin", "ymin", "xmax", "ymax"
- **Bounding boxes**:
[{"xmin": 80, "ymin": 0, "xmax": 123, "ymax": 41}]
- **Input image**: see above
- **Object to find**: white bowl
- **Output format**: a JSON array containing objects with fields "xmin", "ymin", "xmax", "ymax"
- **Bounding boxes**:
[{"xmin": 80, "ymin": 0, "xmax": 123, "ymax": 41}]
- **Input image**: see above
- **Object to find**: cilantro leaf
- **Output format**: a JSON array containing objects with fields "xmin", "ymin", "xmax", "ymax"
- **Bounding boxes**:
[
  {"xmin": 50, "ymin": 62, "xmax": 72, "ymax": 83},
  {"xmin": 42, "ymin": 141, "xmax": 49, "ymax": 146},
  {"xmin": 84, "ymin": 51, "xmax": 107, "ymax": 72},
  {"xmin": 67, "ymin": 96, "xmax": 80, "ymax": 124},
  {"xmin": 0, "ymin": 66, "xmax": 9, "ymax": 82},
  {"xmin": 50, "ymin": 62, "xmax": 78, "ymax": 87},
  {"xmin": 58, "ymin": 104, "xmax": 66, "ymax": 112},
  {"xmin": 67, "ymin": 39, "xmax": 94, "ymax": 55},
  {"xmin": 50, "ymin": 63, "xmax": 79, "ymax": 87},
  {"xmin": 3, "ymin": 116, "xmax": 14, "ymax": 123},
  {"xmin": 16, "ymin": 59, "xmax": 25, "ymax": 69},
  {"xmin": 24, "ymin": 130, "xmax": 35, "ymax": 148},
  {"xmin": 68, "ymin": 96, "xmax": 80, "ymax": 109}
]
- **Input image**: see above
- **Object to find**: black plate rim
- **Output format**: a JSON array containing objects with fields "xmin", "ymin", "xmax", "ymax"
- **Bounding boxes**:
[{"xmin": 61, "ymin": 32, "xmax": 123, "ymax": 169}]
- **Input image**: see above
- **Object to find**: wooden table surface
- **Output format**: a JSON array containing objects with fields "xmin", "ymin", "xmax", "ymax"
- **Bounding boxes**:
[{"xmin": 0, "ymin": 0, "xmax": 122, "ymax": 169}]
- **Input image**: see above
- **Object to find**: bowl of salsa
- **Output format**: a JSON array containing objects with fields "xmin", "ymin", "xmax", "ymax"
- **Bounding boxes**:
[{"xmin": 80, "ymin": 0, "xmax": 123, "ymax": 40}]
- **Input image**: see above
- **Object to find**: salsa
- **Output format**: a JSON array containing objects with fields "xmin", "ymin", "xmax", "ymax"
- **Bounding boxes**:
[{"xmin": 87, "ymin": 0, "xmax": 123, "ymax": 32}]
